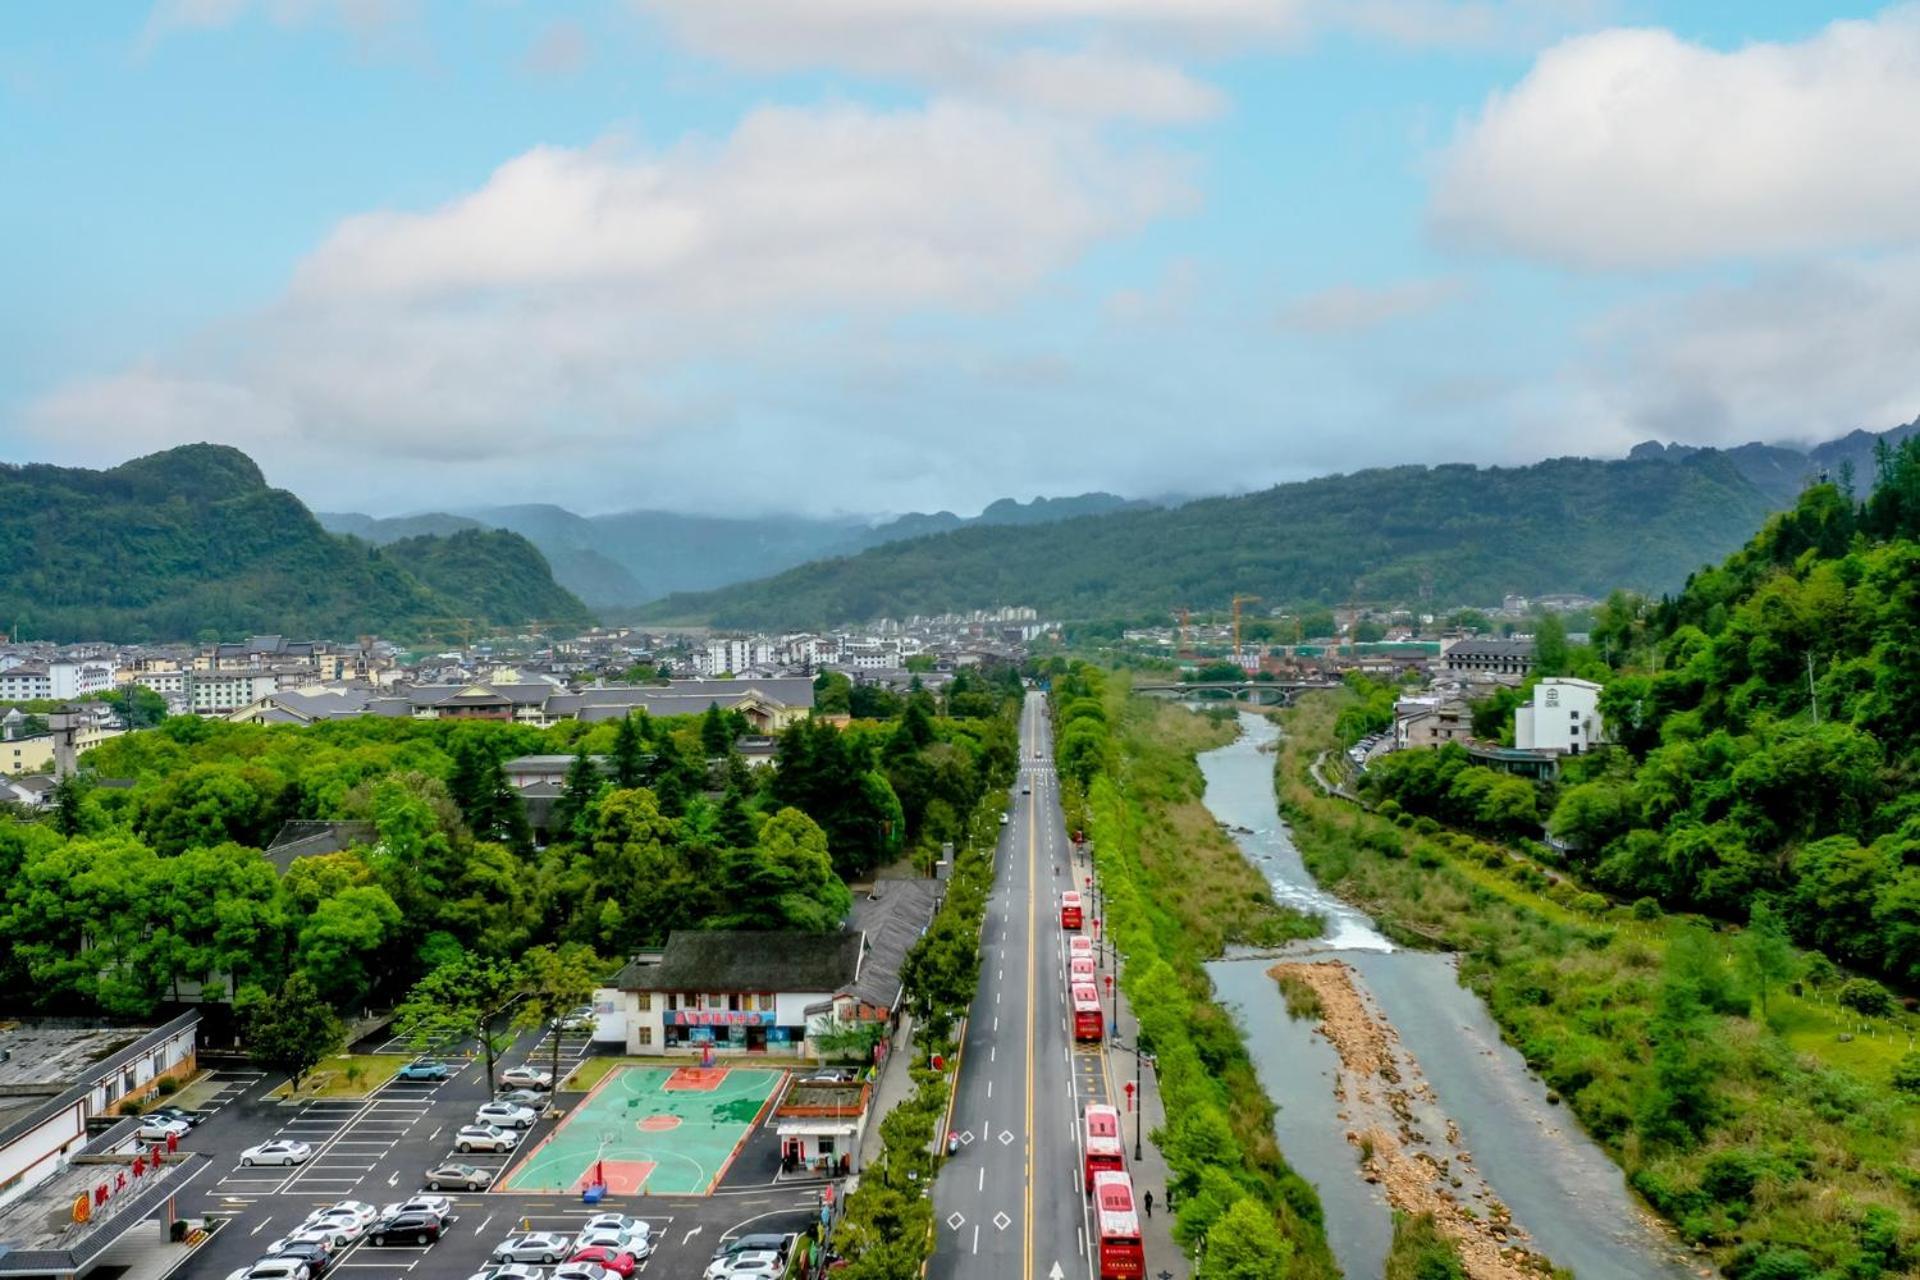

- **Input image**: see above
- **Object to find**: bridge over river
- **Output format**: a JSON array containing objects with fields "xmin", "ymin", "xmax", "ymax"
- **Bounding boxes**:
[{"xmin": 1132, "ymin": 679, "xmax": 1339, "ymax": 706}]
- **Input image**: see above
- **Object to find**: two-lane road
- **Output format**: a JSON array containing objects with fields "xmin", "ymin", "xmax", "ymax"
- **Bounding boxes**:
[{"xmin": 931, "ymin": 692, "xmax": 1099, "ymax": 1280}]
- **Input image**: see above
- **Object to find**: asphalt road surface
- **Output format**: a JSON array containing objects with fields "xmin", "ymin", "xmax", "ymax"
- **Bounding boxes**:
[{"xmin": 930, "ymin": 692, "xmax": 1119, "ymax": 1280}]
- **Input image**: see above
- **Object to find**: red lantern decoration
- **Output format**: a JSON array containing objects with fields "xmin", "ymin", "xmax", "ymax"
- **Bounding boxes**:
[
  {"xmin": 94, "ymin": 1184, "xmax": 109, "ymax": 1206},
  {"xmin": 1123, "ymin": 1080, "xmax": 1136, "ymax": 1112}
]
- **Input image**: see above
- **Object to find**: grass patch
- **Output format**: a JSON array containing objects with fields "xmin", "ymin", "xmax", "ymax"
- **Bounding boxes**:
[
  {"xmin": 268, "ymin": 1054, "xmax": 410, "ymax": 1100},
  {"xmin": 1275, "ymin": 973, "xmax": 1324, "ymax": 1022}
]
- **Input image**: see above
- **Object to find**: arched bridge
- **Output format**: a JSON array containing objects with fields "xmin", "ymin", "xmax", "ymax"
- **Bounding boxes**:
[{"xmin": 1132, "ymin": 680, "xmax": 1339, "ymax": 706}]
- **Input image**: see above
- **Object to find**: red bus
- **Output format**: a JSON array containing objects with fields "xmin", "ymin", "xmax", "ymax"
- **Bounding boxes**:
[
  {"xmin": 1092, "ymin": 1170, "xmax": 1145, "ymax": 1278},
  {"xmin": 1069, "ymin": 955, "xmax": 1097, "ymax": 990},
  {"xmin": 1061, "ymin": 890, "xmax": 1084, "ymax": 931},
  {"xmin": 1082, "ymin": 1103, "xmax": 1125, "ymax": 1192},
  {"xmin": 1071, "ymin": 984, "xmax": 1104, "ymax": 1044},
  {"xmin": 1069, "ymin": 936, "xmax": 1095, "ymax": 961}
]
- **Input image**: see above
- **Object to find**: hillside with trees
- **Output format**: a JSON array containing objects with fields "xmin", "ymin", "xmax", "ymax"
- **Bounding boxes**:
[
  {"xmin": 381, "ymin": 528, "xmax": 593, "ymax": 629},
  {"xmin": 638, "ymin": 451, "xmax": 1780, "ymax": 627},
  {"xmin": 0, "ymin": 445, "xmax": 587, "ymax": 641}
]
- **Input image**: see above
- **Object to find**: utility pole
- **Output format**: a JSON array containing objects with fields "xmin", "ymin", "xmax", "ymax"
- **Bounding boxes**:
[{"xmin": 1134, "ymin": 1047, "xmax": 1146, "ymax": 1162}]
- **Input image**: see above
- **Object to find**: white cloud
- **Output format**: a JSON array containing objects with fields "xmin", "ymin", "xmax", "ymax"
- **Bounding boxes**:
[
  {"xmin": 1432, "ymin": 8, "xmax": 1920, "ymax": 268},
  {"xmin": 23, "ymin": 102, "xmax": 1190, "ymax": 510},
  {"xmin": 1579, "ymin": 254, "xmax": 1920, "ymax": 448},
  {"xmin": 1277, "ymin": 275, "xmax": 1466, "ymax": 333},
  {"xmin": 632, "ymin": 0, "xmax": 1593, "ymax": 121}
]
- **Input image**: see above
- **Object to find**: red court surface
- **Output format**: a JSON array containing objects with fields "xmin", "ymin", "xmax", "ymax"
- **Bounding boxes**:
[{"xmin": 664, "ymin": 1067, "xmax": 727, "ymax": 1091}]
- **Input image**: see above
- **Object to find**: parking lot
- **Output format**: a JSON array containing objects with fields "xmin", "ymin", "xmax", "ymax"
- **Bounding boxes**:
[{"xmin": 166, "ymin": 1030, "xmax": 826, "ymax": 1280}]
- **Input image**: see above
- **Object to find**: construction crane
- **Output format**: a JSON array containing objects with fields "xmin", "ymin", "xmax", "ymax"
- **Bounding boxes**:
[
  {"xmin": 1231, "ymin": 595, "xmax": 1261, "ymax": 669},
  {"xmin": 1175, "ymin": 607, "xmax": 1191, "ymax": 658}
]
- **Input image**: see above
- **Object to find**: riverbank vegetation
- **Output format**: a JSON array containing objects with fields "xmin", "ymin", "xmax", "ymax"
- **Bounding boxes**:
[
  {"xmin": 1051, "ymin": 663, "xmax": 1336, "ymax": 1280},
  {"xmin": 1281, "ymin": 692, "xmax": 1920, "ymax": 1280}
]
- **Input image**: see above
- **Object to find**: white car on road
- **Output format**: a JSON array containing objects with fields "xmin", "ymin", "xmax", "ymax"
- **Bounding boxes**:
[
  {"xmin": 500, "ymin": 1066, "xmax": 553, "ymax": 1091},
  {"xmin": 474, "ymin": 1102, "xmax": 537, "ymax": 1129},
  {"xmin": 455, "ymin": 1124, "xmax": 518, "ymax": 1153},
  {"xmin": 492, "ymin": 1234, "xmax": 573, "ymax": 1265},
  {"xmin": 135, "ymin": 1117, "xmax": 192, "ymax": 1142},
  {"xmin": 240, "ymin": 1140, "xmax": 313, "ymax": 1167}
]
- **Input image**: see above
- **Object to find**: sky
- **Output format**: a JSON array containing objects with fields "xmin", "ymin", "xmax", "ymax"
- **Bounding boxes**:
[{"xmin": 5, "ymin": 1, "xmax": 1919, "ymax": 518}]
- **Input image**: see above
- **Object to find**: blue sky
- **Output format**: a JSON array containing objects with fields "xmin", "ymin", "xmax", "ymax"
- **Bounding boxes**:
[{"xmin": 5, "ymin": 1, "xmax": 1917, "ymax": 517}]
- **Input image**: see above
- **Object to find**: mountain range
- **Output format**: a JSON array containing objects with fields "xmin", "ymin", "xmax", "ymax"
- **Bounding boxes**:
[
  {"xmin": 0, "ymin": 445, "xmax": 589, "ymax": 644},
  {"xmin": 316, "ymin": 492, "xmax": 1153, "ymax": 610},
  {"xmin": 632, "ymin": 418, "xmax": 1920, "ymax": 628}
]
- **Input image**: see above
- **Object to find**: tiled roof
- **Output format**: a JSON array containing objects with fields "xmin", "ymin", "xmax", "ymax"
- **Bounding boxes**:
[{"xmin": 615, "ymin": 930, "xmax": 864, "ymax": 994}]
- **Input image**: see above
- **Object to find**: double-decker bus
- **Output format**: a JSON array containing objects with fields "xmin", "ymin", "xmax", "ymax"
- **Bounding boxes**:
[
  {"xmin": 1092, "ymin": 1170, "xmax": 1145, "ymax": 1278},
  {"xmin": 1071, "ymin": 984, "xmax": 1104, "ymax": 1043},
  {"xmin": 1069, "ymin": 954, "xmax": 1097, "ymax": 990},
  {"xmin": 1082, "ymin": 1103, "xmax": 1125, "ymax": 1192},
  {"xmin": 1060, "ymin": 890, "xmax": 1083, "ymax": 930}
]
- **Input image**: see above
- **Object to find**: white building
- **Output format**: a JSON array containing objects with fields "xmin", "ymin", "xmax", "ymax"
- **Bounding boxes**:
[
  {"xmin": 0, "ymin": 665, "xmax": 50, "ymax": 701},
  {"xmin": 49, "ymin": 660, "xmax": 117, "ymax": 700},
  {"xmin": 1514, "ymin": 677, "xmax": 1606, "ymax": 755}
]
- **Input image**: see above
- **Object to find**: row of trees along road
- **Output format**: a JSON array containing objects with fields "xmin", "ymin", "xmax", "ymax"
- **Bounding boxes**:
[{"xmin": 0, "ymin": 662, "xmax": 1025, "ymax": 1029}]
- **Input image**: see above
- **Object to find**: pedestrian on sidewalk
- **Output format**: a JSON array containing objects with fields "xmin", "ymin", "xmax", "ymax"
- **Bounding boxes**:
[{"xmin": 1143, "ymin": 1189, "xmax": 1154, "ymax": 1218}]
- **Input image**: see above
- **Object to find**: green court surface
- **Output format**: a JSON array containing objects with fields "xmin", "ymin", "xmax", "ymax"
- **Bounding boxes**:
[{"xmin": 502, "ymin": 1066, "xmax": 783, "ymax": 1196}]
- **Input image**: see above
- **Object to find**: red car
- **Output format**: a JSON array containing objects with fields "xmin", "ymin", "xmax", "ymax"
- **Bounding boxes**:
[{"xmin": 568, "ymin": 1249, "xmax": 638, "ymax": 1278}]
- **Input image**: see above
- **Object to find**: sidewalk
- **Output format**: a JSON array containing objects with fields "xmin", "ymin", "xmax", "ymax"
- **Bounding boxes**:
[
  {"xmin": 858, "ymin": 1012, "xmax": 917, "ymax": 1173},
  {"xmin": 1108, "ymin": 979, "xmax": 1189, "ymax": 1279}
]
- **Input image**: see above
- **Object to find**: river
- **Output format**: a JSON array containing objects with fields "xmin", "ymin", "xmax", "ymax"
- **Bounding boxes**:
[{"xmin": 1199, "ymin": 712, "xmax": 1700, "ymax": 1280}]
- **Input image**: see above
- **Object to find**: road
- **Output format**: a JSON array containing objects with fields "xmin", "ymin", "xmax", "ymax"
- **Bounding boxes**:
[{"xmin": 930, "ymin": 691, "xmax": 1119, "ymax": 1280}]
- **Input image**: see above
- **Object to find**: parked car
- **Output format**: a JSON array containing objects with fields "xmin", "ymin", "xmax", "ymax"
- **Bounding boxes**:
[
  {"xmin": 500, "ymin": 1066, "xmax": 553, "ymax": 1091},
  {"xmin": 474, "ymin": 1102, "xmax": 537, "ymax": 1129},
  {"xmin": 380, "ymin": 1195, "xmax": 455, "ymax": 1224},
  {"xmin": 288, "ymin": 1218, "xmax": 361, "ymax": 1250},
  {"xmin": 567, "ymin": 1249, "xmax": 636, "ymax": 1278},
  {"xmin": 266, "ymin": 1241, "xmax": 334, "ymax": 1277},
  {"xmin": 581, "ymin": 1214, "xmax": 650, "ymax": 1240},
  {"xmin": 226, "ymin": 1261, "xmax": 309, "ymax": 1280},
  {"xmin": 264, "ymin": 1229, "xmax": 343, "ymax": 1256},
  {"xmin": 705, "ymin": 1252, "xmax": 783, "ymax": 1280},
  {"xmin": 550, "ymin": 1265, "xmax": 610, "ymax": 1280},
  {"xmin": 425, "ymin": 1161, "xmax": 493, "ymax": 1192},
  {"xmin": 367, "ymin": 1211, "xmax": 443, "ymax": 1247},
  {"xmin": 310, "ymin": 1202, "xmax": 379, "ymax": 1231},
  {"xmin": 492, "ymin": 1234, "xmax": 573, "ymax": 1265},
  {"xmin": 454, "ymin": 1124, "xmax": 518, "ymax": 1153},
  {"xmin": 147, "ymin": 1104, "xmax": 201, "ymax": 1127},
  {"xmin": 711, "ymin": 1234, "xmax": 791, "ymax": 1265},
  {"xmin": 553, "ymin": 1006, "xmax": 596, "ymax": 1032},
  {"xmin": 467, "ymin": 1267, "xmax": 544, "ymax": 1280},
  {"xmin": 572, "ymin": 1228, "xmax": 652, "ymax": 1258},
  {"xmin": 999, "ymin": 812, "xmax": 1009, "ymax": 826},
  {"xmin": 241, "ymin": 1140, "xmax": 313, "ymax": 1167},
  {"xmin": 494, "ymin": 1088, "xmax": 551, "ymax": 1113},
  {"xmin": 135, "ymin": 1117, "xmax": 192, "ymax": 1142},
  {"xmin": 396, "ymin": 1060, "xmax": 451, "ymax": 1082}
]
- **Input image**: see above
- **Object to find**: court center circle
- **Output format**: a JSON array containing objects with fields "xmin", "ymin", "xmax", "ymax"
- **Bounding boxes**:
[{"xmin": 637, "ymin": 1115, "xmax": 682, "ymax": 1132}]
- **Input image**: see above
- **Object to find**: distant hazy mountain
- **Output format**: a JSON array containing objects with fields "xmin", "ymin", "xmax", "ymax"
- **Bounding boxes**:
[
  {"xmin": 1628, "ymin": 417, "xmax": 1920, "ymax": 506},
  {"xmin": 318, "ymin": 492, "xmax": 1158, "ymax": 609},
  {"xmin": 634, "ymin": 451, "xmax": 1784, "ymax": 628},
  {"xmin": 1, "ymin": 446, "xmax": 588, "ymax": 643}
]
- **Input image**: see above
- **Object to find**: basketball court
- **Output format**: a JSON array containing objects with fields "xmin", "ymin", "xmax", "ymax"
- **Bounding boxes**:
[{"xmin": 501, "ymin": 1065, "xmax": 783, "ymax": 1196}]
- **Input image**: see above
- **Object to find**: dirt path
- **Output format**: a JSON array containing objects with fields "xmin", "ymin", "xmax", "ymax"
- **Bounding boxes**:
[{"xmin": 1270, "ymin": 960, "xmax": 1560, "ymax": 1280}]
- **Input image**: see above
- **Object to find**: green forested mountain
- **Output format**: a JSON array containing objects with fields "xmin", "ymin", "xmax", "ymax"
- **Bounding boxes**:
[
  {"xmin": 381, "ymin": 528, "xmax": 593, "ymax": 628},
  {"xmin": 0, "ymin": 445, "xmax": 586, "ymax": 641},
  {"xmin": 639, "ymin": 452, "xmax": 1779, "ymax": 626}
]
